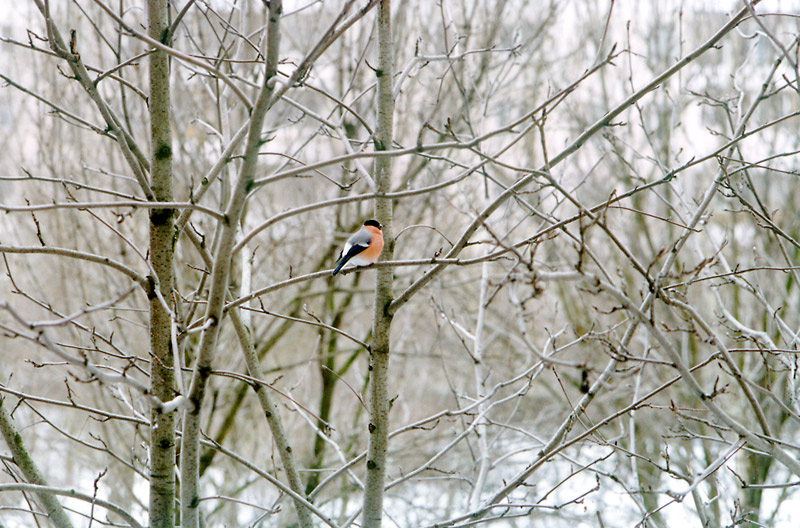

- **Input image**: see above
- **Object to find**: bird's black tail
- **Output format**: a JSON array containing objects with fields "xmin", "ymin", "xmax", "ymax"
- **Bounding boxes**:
[{"xmin": 331, "ymin": 258, "xmax": 347, "ymax": 276}]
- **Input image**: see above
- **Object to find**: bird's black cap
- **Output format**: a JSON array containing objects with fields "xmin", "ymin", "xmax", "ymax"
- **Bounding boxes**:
[{"xmin": 364, "ymin": 219, "xmax": 382, "ymax": 229}]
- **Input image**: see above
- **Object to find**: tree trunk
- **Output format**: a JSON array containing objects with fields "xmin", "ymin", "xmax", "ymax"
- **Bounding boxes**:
[
  {"xmin": 146, "ymin": 1, "xmax": 177, "ymax": 527},
  {"xmin": 362, "ymin": 1, "xmax": 395, "ymax": 526}
]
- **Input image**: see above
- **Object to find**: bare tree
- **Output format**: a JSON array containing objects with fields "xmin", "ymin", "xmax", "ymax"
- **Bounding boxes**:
[{"xmin": 2, "ymin": 1, "xmax": 800, "ymax": 527}]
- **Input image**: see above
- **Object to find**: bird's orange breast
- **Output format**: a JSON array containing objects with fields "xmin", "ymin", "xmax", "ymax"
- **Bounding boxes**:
[{"xmin": 362, "ymin": 225, "xmax": 384, "ymax": 261}]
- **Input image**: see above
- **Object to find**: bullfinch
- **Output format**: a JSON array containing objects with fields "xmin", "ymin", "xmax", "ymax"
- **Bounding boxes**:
[{"xmin": 331, "ymin": 219, "xmax": 384, "ymax": 276}]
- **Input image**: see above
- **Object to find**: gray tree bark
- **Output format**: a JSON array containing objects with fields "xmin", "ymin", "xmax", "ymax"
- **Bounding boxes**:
[
  {"xmin": 146, "ymin": 1, "xmax": 177, "ymax": 527},
  {"xmin": 362, "ymin": 1, "xmax": 395, "ymax": 526}
]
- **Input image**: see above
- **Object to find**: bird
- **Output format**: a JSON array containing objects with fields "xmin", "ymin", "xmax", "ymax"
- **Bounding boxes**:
[{"xmin": 331, "ymin": 219, "xmax": 384, "ymax": 276}]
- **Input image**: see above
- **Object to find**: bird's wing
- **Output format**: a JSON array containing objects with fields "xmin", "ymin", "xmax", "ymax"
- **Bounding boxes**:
[
  {"xmin": 332, "ymin": 228, "xmax": 373, "ymax": 275},
  {"xmin": 347, "ymin": 227, "xmax": 373, "ymax": 249},
  {"xmin": 339, "ymin": 240, "xmax": 368, "ymax": 262}
]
